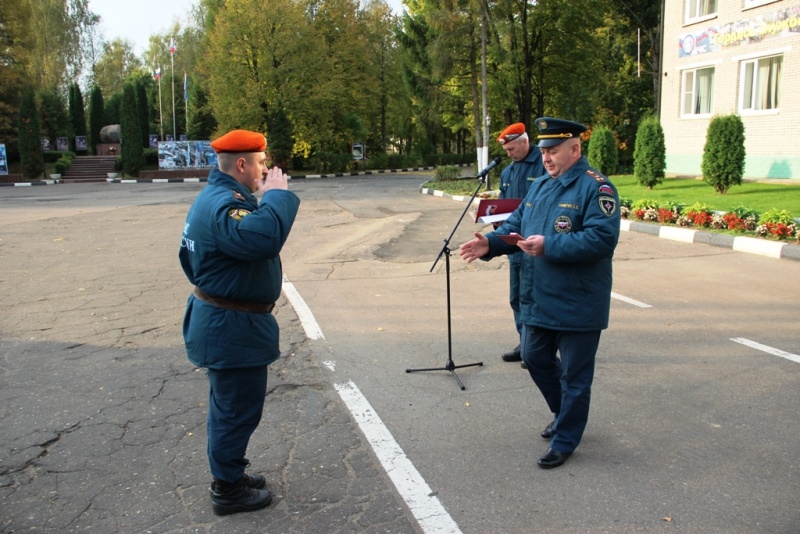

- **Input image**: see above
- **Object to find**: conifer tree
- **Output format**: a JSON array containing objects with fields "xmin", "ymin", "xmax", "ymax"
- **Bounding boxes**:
[
  {"xmin": 18, "ymin": 88, "xmax": 45, "ymax": 179},
  {"xmin": 88, "ymin": 85, "xmax": 106, "ymax": 155},
  {"xmin": 68, "ymin": 83, "xmax": 88, "ymax": 152},
  {"xmin": 120, "ymin": 82, "xmax": 144, "ymax": 176}
]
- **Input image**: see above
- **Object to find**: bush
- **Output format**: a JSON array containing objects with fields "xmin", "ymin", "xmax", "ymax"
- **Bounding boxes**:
[
  {"xmin": 587, "ymin": 126, "xmax": 618, "ymax": 176},
  {"xmin": 369, "ymin": 152, "xmax": 388, "ymax": 170},
  {"xmin": 120, "ymin": 82, "xmax": 145, "ymax": 176},
  {"xmin": 433, "ymin": 165, "xmax": 462, "ymax": 181},
  {"xmin": 54, "ymin": 155, "xmax": 73, "ymax": 175},
  {"xmin": 702, "ymin": 114, "xmax": 745, "ymax": 194},
  {"xmin": 313, "ymin": 152, "xmax": 351, "ymax": 173},
  {"xmin": 633, "ymin": 115, "xmax": 666, "ymax": 189},
  {"xmin": 144, "ymin": 148, "xmax": 158, "ymax": 166}
]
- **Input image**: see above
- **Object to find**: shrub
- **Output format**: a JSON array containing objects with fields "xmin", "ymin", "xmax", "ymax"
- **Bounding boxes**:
[
  {"xmin": 587, "ymin": 126, "xmax": 618, "ymax": 176},
  {"xmin": 702, "ymin": 114, "xmax": 745, "ymax": 194},
  {"xmin": 633, "ymin": 115, "xmax": 665, "ymax": 189},
  {"xmin": 120, "ymin": 82, "xmax": 145, "ymax": 176},
  {"xmin": 19, "ymin": 88, "xmax": 45, "ymax": 179},
  {"xmin": 434, "ymin": 165, "xmax": 462, "ymax": 181},
  {"xmin": 143, "ymin": 148, "xmax": 158, "ymax": 166},
  {"xmin": 54, "ymin": 156, "xmax": 72, "ymax": 175},
  {"xmin": 758, "ymin": 208, "xmax": 795, "ymax": 226}
]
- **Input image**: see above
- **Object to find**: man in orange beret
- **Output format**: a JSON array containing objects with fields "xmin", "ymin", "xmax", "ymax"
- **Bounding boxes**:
[
  {"xmin": 495, "ymin": 123, "xmax": 545, "ymax": 368},
  {"xmin": 179, "ymin": 129, "xmax": 301, "ymax": 515}
]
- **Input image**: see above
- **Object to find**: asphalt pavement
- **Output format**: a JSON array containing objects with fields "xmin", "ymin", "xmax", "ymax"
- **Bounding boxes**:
[{"xmin": 1, "ymin": 177, "xmax": 798, "ymax": 534}]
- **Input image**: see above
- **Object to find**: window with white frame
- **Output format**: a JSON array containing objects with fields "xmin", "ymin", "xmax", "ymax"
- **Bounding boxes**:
[
  {"xmin": 743, "ymin": 0, "xmax": 779, "ymax": 9},
  {"xmin": 682, "ymin": 66, "xmax": 715, "ymax": 116},
  {"xmin": 686, "ymin": 0, "xmax": 717, "ymax": 21},
  {"xmin": 739, "ymin": 55, "xmax": 782, "ymax": 112}
]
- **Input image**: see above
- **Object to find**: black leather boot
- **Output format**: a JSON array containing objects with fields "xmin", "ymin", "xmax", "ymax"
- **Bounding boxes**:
[{"xmin": 210, "ymin": 477, "xmax": 273, "ymax": 516}]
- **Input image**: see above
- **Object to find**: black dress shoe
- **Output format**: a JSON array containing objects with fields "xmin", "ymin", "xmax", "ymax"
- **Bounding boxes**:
[
  {"xmin": 540, "ymin": 420, "xmax": 554, "ymax": 439},
  {"xmin": 520, "ymin": 360, "xmax": 527, "ymax": 369},
  {"xmin": 537, "ymin": 448, "xmax": 572, "ymax": 469},
  {"xmin": 211, "ymin": 477, "xmax": 273, "ymax": 516},
  {"xmin": 501, "ymin": 344, "xmax": 522, "ymax": 362}
]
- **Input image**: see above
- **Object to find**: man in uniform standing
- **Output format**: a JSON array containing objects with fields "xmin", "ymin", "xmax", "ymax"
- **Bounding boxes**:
[
  {"xmin": 460, "ymin": 117, "xmax": 620, "ymax": 468},
  {"xmin": 179, "ymin": 129, "xmax": 300, "ymax": 514},
  {"xmin": 495, "ymin": 123, "xmax": 545, "ymax": 366}
]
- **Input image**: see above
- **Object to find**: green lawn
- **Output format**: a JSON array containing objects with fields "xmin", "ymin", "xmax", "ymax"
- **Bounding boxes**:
[{"xmin": 424, "ymin": 175, "xmax": 800, "ymax": 218}]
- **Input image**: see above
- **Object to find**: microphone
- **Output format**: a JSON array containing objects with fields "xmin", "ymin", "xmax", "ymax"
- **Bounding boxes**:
[{"xmin": 476, "ymin": 156, "xmax": 502, "ymax": 178}]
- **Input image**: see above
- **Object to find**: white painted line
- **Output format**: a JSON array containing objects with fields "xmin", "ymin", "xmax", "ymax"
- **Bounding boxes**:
[
  {"xmin": 322, "ymin": 360, "xmax": 336, "ymax": 371},
  {"xmin": 732, "ymin": 236, "xmax": 784, "ymax": 258},
  {"xmin": 611, "ymin": 292, "xmax": 652, "ymax": 308},
  {"xmin": 334, "ymin": 380, "xmax": 463, "ymax": 534},
  {"xmin": 281, "ymin": 276, "xmax": 325, "ymax": 340},
  {"xmin": 730, "ymin": 338, "xmax": 800, "ymax": 364},
  {"xmin": 659, "ymin": 226, "xmax": 696, "ymax": 243}
]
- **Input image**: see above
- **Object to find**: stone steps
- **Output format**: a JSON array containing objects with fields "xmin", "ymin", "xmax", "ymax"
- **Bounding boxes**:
[{"xmin": 62, "ymin": 156, "xmax": 117, "ymax": 183}]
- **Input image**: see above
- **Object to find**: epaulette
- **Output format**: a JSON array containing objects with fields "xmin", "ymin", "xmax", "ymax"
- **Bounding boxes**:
[
  {"xmin": 232, "ymin": 190, "xmax": 246, "ymax": 201},
  {"xmin": 586, "ymin": 169, "xmax": 605, "ymax": 183}
]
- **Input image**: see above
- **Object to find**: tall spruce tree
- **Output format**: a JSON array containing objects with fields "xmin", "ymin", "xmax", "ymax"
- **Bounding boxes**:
[
  {"xmin": 18, "ymin": 87, "xmax": 44, "ymax": 179},
  {"xmin": 68, "ymin": 83, "xmax": 88, "ymax": 152},
  {"xmin": 135, "ymin": 79, "xmax": 150, "ymax": 148},
  {"xmin": 120, "ymin": 82, "xmax": 144, "ymax": 176},
  {"xmin": 88, "ymin": 85, "xmax": 105, "ymax": 155}
]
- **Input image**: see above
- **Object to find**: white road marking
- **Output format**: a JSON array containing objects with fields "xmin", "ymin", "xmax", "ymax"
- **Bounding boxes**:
[
  {"xmin": 283, "ymin": 277, "xmax": 460, "ymax": 533},
  {"xmin": 730, "ymin": 338, "xmax": 800, "ymax": 364},
  {"xmin": 334, "ymin": 380, "xmax": 463, "ymax": 534},
  {"xmin": 322, "ymin": 360, "xmax": 336, "ymax": 371},
  {"xmin": 282, "ymin": 277, "xmax": 325, "ymax": 340},
  {"xmin": 611, "ymin": 291, "xmax": 653, "ymax": 308}
]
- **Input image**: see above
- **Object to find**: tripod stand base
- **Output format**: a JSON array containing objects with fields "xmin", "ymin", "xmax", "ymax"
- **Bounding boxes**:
[{"xmin": 406, "ymin": 359, "xmax": 484, "ymax": 390}]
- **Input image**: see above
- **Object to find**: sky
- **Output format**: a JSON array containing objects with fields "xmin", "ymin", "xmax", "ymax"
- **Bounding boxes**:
[{"xmin": 88, "ymin": 0, "xmax": 406, "ymax": 56}]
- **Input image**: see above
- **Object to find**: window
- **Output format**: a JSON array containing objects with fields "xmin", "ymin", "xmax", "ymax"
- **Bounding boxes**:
[
  {"xmin": 682, "ymin": 67, "xmax": 715, "ymax": 116},
  {"xmin": 743, "ymin": 0, "xmax": 779, "ymax": 9},
  {"xmin": 686, "ymin": 0, "xmax": 717, "ymax": 21},
  {"xmin": 740, "ymin": 55, "xmax": 782, "ymax": 112}
]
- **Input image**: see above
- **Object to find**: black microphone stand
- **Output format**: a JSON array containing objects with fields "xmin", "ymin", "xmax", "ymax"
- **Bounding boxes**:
[{"xmin": 405, "ymin": 168, "xmax": 493, "ymax": 390}]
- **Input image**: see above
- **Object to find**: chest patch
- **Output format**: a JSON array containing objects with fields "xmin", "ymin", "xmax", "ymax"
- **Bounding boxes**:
[
  {"xmin": 228, "ymin": 208, "xmax": 251, "ymax": 221},
  {"xmin": 554, "ymin": 215, "xmax": 572, "ymax": 233},
  {"xmin": 598, "ymin": 196, "xmax": 617, "ymax": 217}
]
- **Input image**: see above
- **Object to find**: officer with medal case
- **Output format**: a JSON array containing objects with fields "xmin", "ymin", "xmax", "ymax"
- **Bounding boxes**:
[
  {"xmin": 179, "ymin": 130, "xmax": 300, "ymax": 514},
  {"xmin": 460, "ymin": 117, "xmax": 620, "ymax": 469}
]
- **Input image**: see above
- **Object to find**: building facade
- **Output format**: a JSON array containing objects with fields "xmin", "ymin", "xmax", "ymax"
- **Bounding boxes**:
[{"xmin": 660, "ymin": 0, "xmax": 800, "ymax": 180}]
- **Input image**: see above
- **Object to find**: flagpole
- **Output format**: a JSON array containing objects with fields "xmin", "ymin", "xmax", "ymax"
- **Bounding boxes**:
[
  {"xmin": 157, "ymin": 67, "xmax": 164, "ymax": 141},
  {"xmin": 170, "ymin": 38, "xmax": 176, "ymax": 140},
  {"xmin": 184, "ymin": 72, "xmax": 189, "ymax": 137}
]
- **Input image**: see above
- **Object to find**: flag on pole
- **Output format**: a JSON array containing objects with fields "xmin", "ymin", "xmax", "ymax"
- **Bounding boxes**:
[
  {"xmin": 154, "ymin": 67, "xmax": 161, "ymax": 80},
  {"xmin": 184, "ymin": 72, "xmax": 188, "ymax": 102},
  {"xmin": 169, "ymin": 39, "xmax": 176, "ymax": 55}
]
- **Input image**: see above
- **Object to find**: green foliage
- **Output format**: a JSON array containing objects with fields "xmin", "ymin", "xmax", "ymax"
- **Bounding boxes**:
[
  {"xmin": 38, "ymin": 89, "xmax": 70, "ymax": 143},
  {"xmin": 120, "ymin": 82, "xmax": 145, "ymax": 176},
  {"xmin": 68, "ymin": 83, "xmax": 87, "ymax": 152},
  {"xmin": 43, "ymin": 150, "xmax": 75, "ymax": 163},
  {"xmin": 587, "ymin": 126, "xmax": 618, "ymax": 176},
  {"xmin": 631, "ymin": 198, "xmax": 659, "ymax": 210},
  {"xmin": 312, "ymin": 152, "xmax": 352, "ymax": 173},
  {"xmin": 633, "ymin": 115, "xmax": 665, "ymax": 189},
  {"xmin": 730, "ymin": 205, "xmax": 759, "ymax": 220},
  {"xmin": 433, "ymin": 165, "xmax": 462, "ymax": 181},
  {"xmin": 135, "ymin": 80, "xmax": 150, "ymax": 148},
  {"xmin": 88, "ymin": 85, "xmax": 106, "ymax": 155},
  {"xmin": 187, "ymin": 83, "xmax": 217, "ymax": 141},
  {"xmin": 758, "ymin": 209, "xmax": 795, "ymax": 225},
  {"xmin": 685, "ymin": 202, "xmax": 714, "ymax": 214},
  {"xmin": 702, "ymin": 114, "xmax": 745, "ymax": 194},
  {"xmin": 18, "ymin": 87, "xmax": 44, "ymax": 179},
  {"xmin": 105, "ymin": 92, "xmax": 122, "ymax": 125},
  {"xmin": 54, "ymin": 153, "xmax": 75, "ymax": 175},
  {"xmin": 266, "ymin": 106, "xmax": 293, "ymax": 169},
  {"xmin": 144, "ymin": 148, "xmax": 158, "ymax": 166}
]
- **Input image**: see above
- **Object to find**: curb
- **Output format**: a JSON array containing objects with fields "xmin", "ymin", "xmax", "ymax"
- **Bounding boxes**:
[
  {"xmin": 420, "ymin": 186, "xmax": 800, "ymax": 262},
  {"xmin": 106, "ymin": 167, "xmax": 438, "ymax": 184}
]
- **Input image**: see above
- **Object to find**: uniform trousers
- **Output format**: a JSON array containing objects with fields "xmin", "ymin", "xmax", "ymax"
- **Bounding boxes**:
[
  {"xmin": 207, "ymin": 366, "xmax": 268, "ymax": 483},
  {"xmin": 509, "ymin": 259, "xmax": 522, "ymax": 336},
  {"xmin": 521, "ymin": 326, "xmax": 600, "ymax": 453}
]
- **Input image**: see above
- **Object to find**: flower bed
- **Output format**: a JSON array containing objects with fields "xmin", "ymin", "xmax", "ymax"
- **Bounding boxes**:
[{"xmin": 620, "ymin": 200, "xmax": 798, "ymax": 244}]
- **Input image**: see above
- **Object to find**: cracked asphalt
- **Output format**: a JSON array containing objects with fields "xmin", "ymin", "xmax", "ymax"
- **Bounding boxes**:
[{"xmin": 0, "ymin": 186, "xmax": 419, "ymax": 533}]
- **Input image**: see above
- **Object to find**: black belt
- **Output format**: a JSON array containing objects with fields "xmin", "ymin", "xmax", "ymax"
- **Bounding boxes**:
[{"xmin": 192, "ymin": 286, "xmax": 275, "ymax": 314}]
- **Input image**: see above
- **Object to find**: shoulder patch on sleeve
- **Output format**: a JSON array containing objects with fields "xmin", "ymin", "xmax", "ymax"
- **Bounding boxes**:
[
  {"xmin": 228, "ymin": 208, "xmax": 251, "ymax": 221},
  {"xmin": 586, "ymin": 169, "xmax": 605, "ymax": 183}
]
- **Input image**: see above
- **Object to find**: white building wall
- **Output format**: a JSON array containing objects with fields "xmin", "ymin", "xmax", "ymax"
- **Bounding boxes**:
[{"xmin": 660, "ymin": 0, "xmax": 800, "ymax": 180}]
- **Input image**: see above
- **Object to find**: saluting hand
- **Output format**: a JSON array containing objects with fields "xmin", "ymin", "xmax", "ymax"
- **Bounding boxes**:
[{"xmin": 257, "ymin": 166, "xmax": 289, "ymax": 194}]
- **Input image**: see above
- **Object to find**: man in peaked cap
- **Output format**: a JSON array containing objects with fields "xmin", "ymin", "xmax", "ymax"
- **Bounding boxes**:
[
  {"xmin": 495, "ymin": 123, "xmax": 544, "ymax": 367},
  {"xmin": 460, "ymin": 116, "xmax": 620, "ymax": 468},
  {"xmin": 179, "ymin": 129, "xmax": 301, "ymax": 514}
]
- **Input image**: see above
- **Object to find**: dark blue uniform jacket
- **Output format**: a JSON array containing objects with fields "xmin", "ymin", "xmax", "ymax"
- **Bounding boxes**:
[
  {"xmin": 498, "ymin": 147, "xmax": 545, "ymax": 265},
  {"xmin": 179, "ymin": 168, "xmax": 300, "ymax": 369},
  {"xmin": 485, "ymin": 157, "xmax": 620, "ymax": 331}
]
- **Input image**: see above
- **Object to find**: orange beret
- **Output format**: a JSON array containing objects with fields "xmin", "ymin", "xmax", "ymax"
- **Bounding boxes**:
[
  {"xmin": 210, "ymin": 130, "xmax": 267, "ymax": 153},
  {"xmin": 497, "ymin": 123, "xmax": 526, "ymax": 145}
]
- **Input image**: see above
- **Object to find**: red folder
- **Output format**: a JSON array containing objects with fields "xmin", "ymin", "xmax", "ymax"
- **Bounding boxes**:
[{"xmin": 471, "ymin": 198, "xmax": 521, "ymax": 224}]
